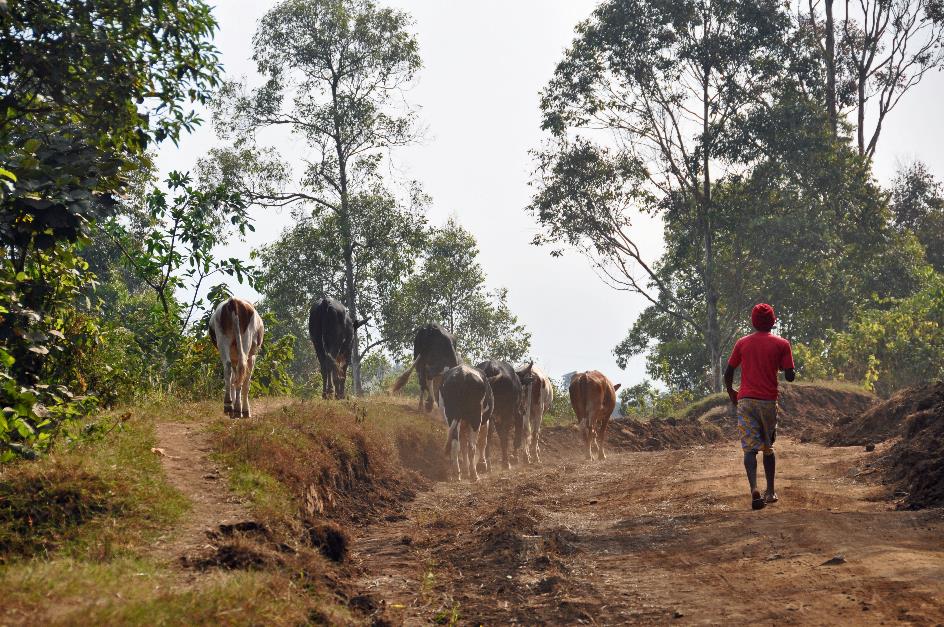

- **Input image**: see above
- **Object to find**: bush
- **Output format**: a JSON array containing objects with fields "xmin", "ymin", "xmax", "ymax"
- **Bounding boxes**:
[{"xmin": 795, "ymin": 269, "xmax": 944, "ymax": 395}]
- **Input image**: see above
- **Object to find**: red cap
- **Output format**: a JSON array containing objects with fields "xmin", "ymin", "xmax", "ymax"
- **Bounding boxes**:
[{"xmin": 751, "ymin": 303, "xmax": 776, "ymax": 331}]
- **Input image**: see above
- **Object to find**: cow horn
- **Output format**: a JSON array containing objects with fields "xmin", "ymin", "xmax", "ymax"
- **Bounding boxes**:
[{"xmin": 519, "ymin": 361, "xmax": 533, "ymax": 375}]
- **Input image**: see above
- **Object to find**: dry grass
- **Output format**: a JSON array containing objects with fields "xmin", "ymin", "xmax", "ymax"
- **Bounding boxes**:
[
  {"xmin": 1, "ymin": 556, "xmax": 347, "ymax": 626},
  {"xmin": 0, "ymin": 399, "xmax": 372, "ymax": 626},
  {"xmin": 208, "ymin": 395, "xmax": 447, "ymax": 529}
]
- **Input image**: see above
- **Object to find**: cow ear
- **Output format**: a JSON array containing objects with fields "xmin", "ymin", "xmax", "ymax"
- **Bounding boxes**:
[
  {"xmin": 613, "ymin": 383, "xmax": 622, "ymax": 391},
  {"xmin": 354, "ymin": 317, "xmax": 369, "ymax": 329}
]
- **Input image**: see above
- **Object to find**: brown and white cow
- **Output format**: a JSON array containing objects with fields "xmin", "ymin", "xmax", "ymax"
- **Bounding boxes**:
[
  {"xmin": 520, "ymin": 365, "xmax": 554, "ymax": 464},
  {"xmin": 208, "ymin": 297, "xmax": 264, "ymax": 418},
  {"xmin": 569, "ymin": 370, "xmax": 621, "ymax": 461}
]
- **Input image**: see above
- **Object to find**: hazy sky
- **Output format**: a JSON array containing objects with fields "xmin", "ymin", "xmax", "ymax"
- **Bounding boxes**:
[{"xmin": 155, "ymin": 0, "xmax": 944, "ymax": 386}]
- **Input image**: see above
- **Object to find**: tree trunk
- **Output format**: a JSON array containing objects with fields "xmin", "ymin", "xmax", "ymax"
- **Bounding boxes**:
[
  {"xmin": 337, "ymin": 162, "xmax": 363, "ymax": 396},
  {"xmin": 825, "ymin": 0, "xmax": 837, "ymax": 134},
  {"xmin": 702, "ymin": 71, "xmax": 722, "ymax": 393},
  {"xmin": 332, "ymin": 80, "xmax": 363, "ymax": 397},
  {"xmin": 343, "ymin": 241, "xmax": 363, "ymax": 396},
  {"xmin": 857, "ymin": 67, "xmax": 866, "ymax": 155}
]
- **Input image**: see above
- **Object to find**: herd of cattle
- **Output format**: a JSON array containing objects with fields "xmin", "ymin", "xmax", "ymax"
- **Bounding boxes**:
[{"xmin": 209, "ymin": 295, "xmax": 621, "ymax": 481}]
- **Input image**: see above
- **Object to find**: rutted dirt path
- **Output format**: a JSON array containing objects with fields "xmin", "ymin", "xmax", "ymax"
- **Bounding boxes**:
[
  {"xmin": 149, "ymin": 399, "xmax": 290, "ymax": 568},
  {"xmin": 351, "ymin": 438, "xmax": 944, "ymax": 625},
  {"xmin": 150, "ymin": 420, "xmax": 252, "ymax": 567}
]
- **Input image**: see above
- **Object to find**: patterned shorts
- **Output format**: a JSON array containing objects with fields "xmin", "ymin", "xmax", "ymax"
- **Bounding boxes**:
[{"xmin": 737, "ymin": 398, "xmax": 778, "ymax": 455}]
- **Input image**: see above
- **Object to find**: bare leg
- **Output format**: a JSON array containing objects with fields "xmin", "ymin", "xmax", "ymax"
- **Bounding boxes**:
[
  {"xmin": 496, "ymin": 415, "xmax": 511, "ymax": 470},
  {"xmin": 529, "ymin": 412, "xmax": 542, "ymax": 463},
  {"xmin": 744, "ymin": 451, "xmax": 759, "ymax": 492},
  {"xmin": 322, "ymin": 361, "xmax": 332, "ymax": 399},
  {"xmin": 230, "ymin": 363, "xmax": 242, "ymax": 418},
  {"xmin": 763, "ymin": 451, "xmax": 776, "ymax": 495},
  {"xmin": 598, "ymin": 416, "xmax": 609, "ymax": 460},
  {"xmin": 581, "ymin": 420, "xmax": 593, "ymax": 460}
]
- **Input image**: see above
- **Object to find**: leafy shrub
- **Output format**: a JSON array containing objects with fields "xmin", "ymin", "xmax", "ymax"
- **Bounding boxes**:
[{"xmin": 795, "ymin": 269, "xmax": 944, "ymax": 395}]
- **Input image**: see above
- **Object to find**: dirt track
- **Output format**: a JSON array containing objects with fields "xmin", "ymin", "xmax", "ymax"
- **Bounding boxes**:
[{"xmin": 352, "ymin": 437, "xmax": 944, "ymax": 625}]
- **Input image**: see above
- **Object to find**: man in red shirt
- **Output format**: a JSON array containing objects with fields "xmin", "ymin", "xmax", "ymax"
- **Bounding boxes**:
[{"xmin": 724, "ymin": 303, "xmax": 795, "ymax": 510}]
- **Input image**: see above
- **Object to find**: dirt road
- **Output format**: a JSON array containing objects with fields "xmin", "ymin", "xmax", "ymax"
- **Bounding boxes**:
[{"xmin": 352, "ymin": 438, "xmax": 944, "ymax": 625}]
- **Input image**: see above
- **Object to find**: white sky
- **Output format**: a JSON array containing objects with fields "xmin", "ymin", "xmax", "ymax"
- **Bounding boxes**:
[{"xmin": 155, "ymin": 0, "xmax": 944, "ymax": 387}]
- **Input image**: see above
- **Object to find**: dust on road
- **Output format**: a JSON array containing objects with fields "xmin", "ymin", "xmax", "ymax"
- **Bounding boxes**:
[{"xmin": 352, "ymin": 438, "xmax": 944, "ymax": 625}]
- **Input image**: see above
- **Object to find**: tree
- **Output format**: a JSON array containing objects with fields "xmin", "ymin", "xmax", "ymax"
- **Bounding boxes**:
[
  {"xmin": 104, "ymin": 170, "xmax": 257, "ymax": 330},
  {"xmin": 383, "ymin": 220, "xmax": 532, "ymax": 365},
  {"xmin": 212, "ymin": 0, "xmax": 423, "ymax": 395},
  {"xmin": 532, "ymin": 0, "xmax": 791, "ymax": 391},
  {"xmin": 0, "ymin": 0, "xmax": 222, "ymax": 457},
  {"xmin": 891, "ymin": 161, "xmax": 944, "ymax": 272},
  {"xmin": 255, "ymin": 191, "xmax": 426, "ymax": 382},
  {"xmin": 615, "ymin": 86, "xmax": 924, "ymax": 390},
  {"xmin": 805, "ymin": 0, "xmax": 944, "ymax": 155}
]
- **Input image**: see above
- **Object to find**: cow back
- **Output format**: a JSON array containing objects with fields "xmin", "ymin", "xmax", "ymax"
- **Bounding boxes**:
[
  {"xmin": 476, "ymin": 359, "xmax": 522, "ymax": 417},
  {"xmin": 569, "ymin": 370, "xmax": 617, "ymax": 422},
  {"xmin": 440, "ymin": 365, "xmax": 491, "ymax": 430},
  {"xmin": 414, "ymin": 323, "xmax": 459, "ymax": 374},
  {"xmin": 309, "ymin": 296, "xmax": 354, "ymax": 360}
]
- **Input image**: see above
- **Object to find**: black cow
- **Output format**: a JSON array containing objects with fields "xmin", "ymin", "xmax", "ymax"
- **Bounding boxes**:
[
  {"xmin": 475, "ymin": 359, "xmax": 533, "ymax": 471},
  {"xmin": 308, "ymin": 296, "xmax": 354, "ymax": 399},
  {"xmin": 391, "ymin": 323, "xmax": 459, "ymax": 412},
  {"xmin": 440, "ymin": 365, "xmax": 494, "ymax": 482}
]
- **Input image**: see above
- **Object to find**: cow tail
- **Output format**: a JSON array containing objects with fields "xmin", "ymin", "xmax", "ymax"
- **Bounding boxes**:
[
  {"xmin": 233, "ymin": 300, "xmax": 248, "ymax": 386},
  {"xmin": 442, "ymin": 390, "xmax": 459, "ymax": 455},
  {"xmin": 320, "ymin": 323, "xmax": 342, "ymax": 378},
  {"xmin": 584, "ymin": 379, "xmax": 595, "ymax": 430},
  {"xmin": 391, "ymin": 356, "xmax": 419, "ymax": 392}
]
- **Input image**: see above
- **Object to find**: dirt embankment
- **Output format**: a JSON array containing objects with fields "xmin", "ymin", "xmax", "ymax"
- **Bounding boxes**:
[
  {"xmin": 849, "ymin": 381, "xmax": 944, "ymax": 509},
  {"xmin": 540, "ymin": 383, "xmax": 878, "ymax": 457}
]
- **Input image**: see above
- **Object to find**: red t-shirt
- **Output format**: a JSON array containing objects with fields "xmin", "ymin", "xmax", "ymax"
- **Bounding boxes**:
[{"xmin": 728, "ymin": 332, "xmax": 795, "ymax": 400}]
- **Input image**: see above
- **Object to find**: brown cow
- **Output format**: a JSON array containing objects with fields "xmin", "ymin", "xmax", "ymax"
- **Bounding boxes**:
[
  {"xmin": 569, "ymin": 370, "xmax": 621, "ymax": 461},
  {"xmin": 209, "ymin": 297, "xmax": 264, "ymax": 418}
]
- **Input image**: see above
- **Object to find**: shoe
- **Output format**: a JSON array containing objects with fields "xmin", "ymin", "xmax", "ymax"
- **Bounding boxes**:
[
  {"xmin": 764, "ymin": 490, "xmax": 779, "ymax": 504},
  {"xmin": 751, "ymin": 490, "xmax": 766, "ymax": 510}
]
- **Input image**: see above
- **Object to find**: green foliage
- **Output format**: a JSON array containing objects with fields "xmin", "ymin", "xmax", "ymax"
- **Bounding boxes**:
[
  {"xmin": 617, "ymin": 381, "xmax": 695, "ymax": 420},
  {"xmin": 104, "ymin": 170, "xmax": 256, "ymax": 327},
  {"xmin": 0, "ymin": 0, "xmax": 221, "ymax": 149},
  {"xmin": 212, "ymin": 0, "xmax": 425, "ymax": 394},
  {"xmin": 544, "ymin": 377, "xmax": 576, "ymax": 425},
  {"xmin": 794, "ymin": 270, "xmax": 944, "ymax": 396},
  {"xmin": 384, "ymin": 219, "xmax": 531, "ymax": 364},
  {"xmin": 0, "ymin": 0, "xmax": 223, "ymax": 457},
  {"xmin": 891, "ymin": 161, "xmax": 944, "ymax": 273},
  {"xmin": 249, "ymin": 334, "xmax": 297, "ymax": 398}
]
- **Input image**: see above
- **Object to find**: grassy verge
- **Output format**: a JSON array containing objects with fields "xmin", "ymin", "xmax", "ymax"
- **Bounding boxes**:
[
  {"xmin": 0, "ymin": 399, "xmax": 359, "ymax": 626},
  {"xmin": 208, "ymin": 395, "xmax": 448, "ymax": 529}
]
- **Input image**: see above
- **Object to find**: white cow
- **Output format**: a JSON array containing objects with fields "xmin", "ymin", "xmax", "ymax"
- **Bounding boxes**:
[
  {"xmin": 208, "ymin": 297, "xmax": 264, "ymax": 418},
  {"xmin": 521, "ymin": 365, "xmax": 554, "ymax": 464}
]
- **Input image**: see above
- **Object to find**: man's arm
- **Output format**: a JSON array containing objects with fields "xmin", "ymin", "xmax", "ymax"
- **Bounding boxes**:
[{"xmin": 724, "ymin": 364, "xmax": 738, "ymax": 405}]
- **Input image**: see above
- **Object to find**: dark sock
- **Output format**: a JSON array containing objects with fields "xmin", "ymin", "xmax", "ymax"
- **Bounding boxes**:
[
  {"xmin": 743, "ymin": 451, "xmax": 758, "ymax": 493},
  {"xmin": 763, "ymin": 452, "xmax": 776, "ymax": 493}
]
